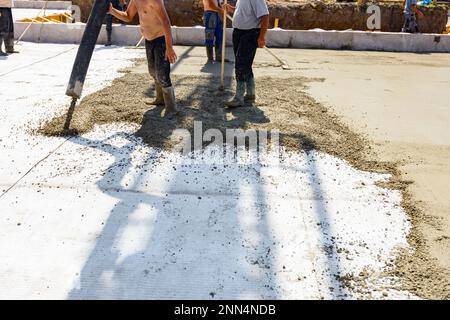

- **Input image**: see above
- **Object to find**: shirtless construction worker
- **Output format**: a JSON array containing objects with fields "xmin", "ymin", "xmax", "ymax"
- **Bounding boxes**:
[
  {"xmin": 108, "ymin": 0, "xmax": 178, "ymax": 119},
  {"xmin": 202, "ymin": 0, "xmax": 225, "ymax": 63},
  {"xmin": 224, "ymin": 0, "xmax": 269, "ymax": 107}
]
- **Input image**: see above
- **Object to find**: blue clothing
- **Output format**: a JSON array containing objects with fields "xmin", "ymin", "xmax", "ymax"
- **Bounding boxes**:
[
  {"xmin": 405, "ymin": 0, "xmax": 417, "ymax": 14},
  {"xmin": 203, "ymin": 11, "xmax": 223, "ymax": 47}
]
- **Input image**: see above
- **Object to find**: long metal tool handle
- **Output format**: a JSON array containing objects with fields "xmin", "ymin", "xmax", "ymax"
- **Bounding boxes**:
[
  {"xmin": 220, "ymin": 0, "xmax": 228, "ymax": 89},
  {"xmin": 225, "ymin": 13, "xmax": 286, "ymax": 66},
  {"xmin": 263, "ymin": 45, "xmax": 285, "ymax": 65},
  {"xmin": 136, "ymin": 35, "xmax": 145, "ymax": 47}
]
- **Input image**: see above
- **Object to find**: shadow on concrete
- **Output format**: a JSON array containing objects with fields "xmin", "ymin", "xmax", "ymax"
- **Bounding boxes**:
[
  {"xmin": 65, "ymin": 51, "xmax": 345, "ymax": 298},
  {"xmin": 67, "ymin": 75, "xmax": 280, "ymax": 299}
]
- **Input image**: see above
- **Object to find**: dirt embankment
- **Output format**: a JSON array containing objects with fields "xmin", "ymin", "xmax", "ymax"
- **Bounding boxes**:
[
  {"xmin": 268, "ymin": 1, "xmax": 448, "ymax": 33},
  {"xmin": 72, "ymin": 0, "xmax": 448, "ymax": 34}
]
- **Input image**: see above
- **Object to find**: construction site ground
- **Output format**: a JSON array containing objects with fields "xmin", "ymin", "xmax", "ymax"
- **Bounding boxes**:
[{"xmin": 0, "ymin": 42, "xmax": 449, "ymax": 299}]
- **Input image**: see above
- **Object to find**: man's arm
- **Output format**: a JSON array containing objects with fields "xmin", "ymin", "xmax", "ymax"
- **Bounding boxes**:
[
  {"xmin": 153, "ymin": 0, "xmax": 177, "ymax": 63},
  {"xmin": 108, "ymin": 0, "xmax": 137, "ymax": 23},
  {"xmin": 258, "ymin": 14, "xmax": 269, "ymax": 48},
  {"xmin": 412, "ymin": 4, "xmax": 424, "ymax": 17},
  {"xmin": 224, "ymin": 4, "xmax": 236, "ymax": 13}
]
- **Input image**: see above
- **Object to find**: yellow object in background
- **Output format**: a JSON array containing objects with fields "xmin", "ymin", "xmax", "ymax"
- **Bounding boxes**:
[
  {"xmin": 274, "ymin": 18, "xmax": 279, "ymax": 29},
  {"xmin": 18, "ymin": 12, "xmax": 72, "ymax": 24}
]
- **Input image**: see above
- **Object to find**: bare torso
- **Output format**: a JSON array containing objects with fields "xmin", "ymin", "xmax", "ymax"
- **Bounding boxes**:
[
  {"xmin": 134, "ymin": 0, "xmax": 164, "ymax": 41},
  {"xmin": 203, "ymin": 0, "xmax": 221, "ymax": 12}
]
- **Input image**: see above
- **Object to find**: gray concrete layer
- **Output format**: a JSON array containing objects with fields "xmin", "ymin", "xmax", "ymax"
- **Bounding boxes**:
[
  {"xmin": 293, "ymin": 49, "xmax": 450, "ymax": 270},
  {"xmin": 13, "ymin": 23, "xmax": 450, "ymax": 53},
  {"xmin": 132, "ymin": 46, "xmax": 450, "ymax": 271}
]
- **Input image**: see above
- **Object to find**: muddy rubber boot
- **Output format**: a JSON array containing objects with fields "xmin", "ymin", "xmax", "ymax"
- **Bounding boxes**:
[
  {"xmin": 5, "ymin": 38, "xmax": 18, "ymax": 54},
  {"xmin": 206, "ymin": 46, "xmax": 214, "ymax": 63},
  {"xmin": 225, "ymin": 81, "xmax": 245, "ymax": 108},
  {"xmin": 145, "ymin": 83, "xmax": 164, "ymax": 106},
  {"xmin": 161, "ymin": 86, "xmax": 178, "ymax": 119},
  {"xmin": 0, "ymin": 38, "xmax": 7, "ymax": 56},
  {"xmin": 105, "ymin": 30, "xmax": 112, "ymax": 46},
  {"xmin": 244, "ymin": 78, "xmax": 256, "ymax": 102},
  {"xmin": 214, "ymin": 45, "xmax": 222, "ymax": 63},
  {"xmin": 215, "ymin": 45, "xmax": 230, "ymax": 63}
]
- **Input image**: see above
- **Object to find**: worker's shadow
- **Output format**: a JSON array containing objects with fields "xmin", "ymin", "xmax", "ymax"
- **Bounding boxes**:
[
  {"xmin": 137, "ymin": 77, "xmax": 269, "ymax": 155},
  {"xmin": 66, "ymin": 122, "xmax": 345, "ymax": 299},
  {"xmin": 65, "ymin": 47, "xmax": 344, "ymax": 298},
  {"xmin": 66, "ymin": 117, "xmax": 279, "ymax": 299},
  {"xmin": 66, "ymin": 57, "xmax": 279, "ymax": 299},
  {"xmin": 199, "ymin": 47, "xmax": 235, "ymax": 89}
]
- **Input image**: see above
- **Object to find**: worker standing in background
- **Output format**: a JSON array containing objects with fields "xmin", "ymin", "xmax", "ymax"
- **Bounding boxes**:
[
  {"xmin": 401, "ymin": 0, "xmax": 424, "ymax": 33},
  {"xmin": 105, "ymin": 0, "xmax": 126, "ymax": 46},
  {"xmin": 224, "ymin": 0, "xmax": 269, "ymax": 107},
  {"xmin": 0, "ymin": 0, "xmax": 17, "ymax": 55},
  {"xmin": 202, "ymin": 0, "xmax": 225, "ymax": 63}
]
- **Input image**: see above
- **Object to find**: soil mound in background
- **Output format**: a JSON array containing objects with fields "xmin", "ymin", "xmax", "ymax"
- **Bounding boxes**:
[{"xmin": 72, "ymin": 0, "xmax": 448, "ymax": 34}]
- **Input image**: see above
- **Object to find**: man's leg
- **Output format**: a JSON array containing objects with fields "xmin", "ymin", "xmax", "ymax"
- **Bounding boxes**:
[
  {"xmin": 226, "ymin": 29, "xmax": 258, "ymax": 107},
  {"xmin": 204, "ymin": 11, "xmax": 215, "ymax": 63},
  {"xmin": 241, "ymin": 30, "xmax": 259, "ymax": 103},
  {"xmin": 0, "ymin": 35, "xmax": 6, "ymax": 56},
  {"xmin": 402, "ymin": 13, "xmax": 408, "ymax": 32},
  {"xmin": 105, "ymin": 0, "xmax": 120, "ymax": 46},
  {"xmin": 214, "ymin": 13, "xmax": 223, "ymax": 62},
  {"xmin": 0, "ymin": 8, "xmax": 9, "ymax": 56},
  {"xmin": 105, "ymin": 14, "xmax": 113, "ymax": 46},
  {"xmin": 225, "ymin": 29, "xmax": 245, "ymax": 107},
  {"xmin": 402, "ymin": 13, "xmax": 413, "ymax": 33},
  {"xmin": 144, "ymin": 39, "xmax": 164, "ymax": 106},
  {"xmin": 3, "ymin": 8, "xmax": 16, "ymax": 53},
  {"xmin": 153, "ymin": 36, "xmax": 177, "ymax": 119},
  {"xmin": 412, "ymin": 15, "xmax": 420, "ymax": 33}
]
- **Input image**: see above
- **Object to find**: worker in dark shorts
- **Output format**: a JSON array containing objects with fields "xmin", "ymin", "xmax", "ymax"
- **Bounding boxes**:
[
  {"xmin": 224, "ymin": 0, "xmax": 269, "ymax": 107},
  {"xmin": 0, "ymin": 0, "xmax": 17, "ymax": 55},
  {"xmin": 108, "ymin": 0, "xmax": 178, "ymax": 119},
  {"xmin": 202, "ymin": 0, "xmax": 225, "ymax": 63}
]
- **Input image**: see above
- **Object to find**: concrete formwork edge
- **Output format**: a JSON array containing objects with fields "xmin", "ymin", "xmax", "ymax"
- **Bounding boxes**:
[
  {"xmin": 13, "ymin": 22, "xmax": 450, "ymax": 53},
  {"xmin": 13, "ymin": 1, "xmax": 72, "ymax": 9}
]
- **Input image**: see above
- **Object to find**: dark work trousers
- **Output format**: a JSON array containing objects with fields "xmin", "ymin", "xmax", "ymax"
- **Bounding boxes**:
[
  {"xmin": 145, "ymin": 36, "xmax": 172, "ymax": 88},
  {"xmin": 105, "ymin": 0, "xmax": 122, "ymax": 32},
  {"xmin": 203, "ymin": 11, "xmax": 223, "ymax": 47},
  {"xmin": 401, "ymin": 13, "xmax": 420, "ymax": 33},
  {"xmin": 232, "ymin": 28, "xmax": 260, "ymax": 82},
  {"xmin": 0, "ymin": 8, "xmax": 14, "ymax": 50}
]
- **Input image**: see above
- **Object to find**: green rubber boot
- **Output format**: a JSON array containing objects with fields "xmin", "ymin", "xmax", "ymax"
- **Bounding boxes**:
[
  {"xmin": 161, "ymin": 86, "xmax": 178, "ymax": 119},
  {"xmin": 145, "ymin": 83, "xmax": 165, "ymax": 106},
  {"xmin": 244, "ymin": 78, "xmax": 256, "ymax": 102},
  {"xmin": 206, "ymin": 46, "xmax": 214, "ymax": 63},
  {"xmin": 225, "ymin": 81, "xmax": 245, "ymax": 108},
  {"xmin": 0, "ymin": 38, "xmax": 7, "ymax": 56}
]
